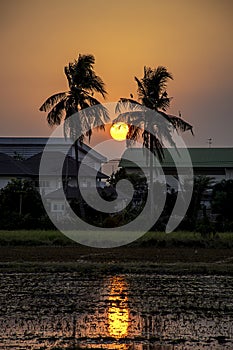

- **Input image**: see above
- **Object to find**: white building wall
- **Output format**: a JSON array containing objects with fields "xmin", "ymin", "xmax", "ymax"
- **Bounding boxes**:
[
  {"xmin": 39, "ymin": 178, "xmax": 62, "ymax": 195},
  {"xmin": 226, "ymin": 168, "xmax": 233, "ymax": 180},
  {"xmin": 0, "ymin": 177, "xmax": 13, "ymax": 189}
]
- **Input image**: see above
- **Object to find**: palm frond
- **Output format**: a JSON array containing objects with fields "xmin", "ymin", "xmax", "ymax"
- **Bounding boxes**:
[
  {"xmin": 79, "ymin": 99, "xmax": 90, "ymax": 110},
  {"xmin": 77, "ymin": 54, "xmax": 95, "ymax": 70},
  {"xmin": 71, "ymin": 54, "xmax": 107, "ymax": 98},
  {"xmin": 84, "ymin": 96, "xmax": 110, "ymax": 123},
  {"xmin": 78, "ymin": 109, "xmax": 92, "ymax": 134},
  {"xmin": 136, "ymin": 65, "xmax": 173, "ymax": 111},
  {"xmin": 134, "ymin": 76, "xmax": 147, "ymax": 102},
  {"xmin": 84, "ymin": 94, "xmax": 101, "ymax": 106},
  {"xmin": 64, "ymin": 111, "xmax": 83, "ymax": 141},
  {"xmin": 146, "ymin": 66, "xmax": 173, "ymax": 92},
  {"xmin": 113, "ymin": 111, "xmax": 146, "ymax": 125},
  {"xmin": 87, "ymin": 100, "xmax": 109, "ymax": 122},
  {"xmin": 94, "ymin": 104, "xmax": 110, "ymax": 123},
  {"xmin": 86, "ymin": 129, "xmax": 92, "ymax": 142},
  {"xmin": 157, "ymin": 94, "xmax": 173, "ymax": 111},
  {"xmin": 64, "ymin": 66, "xmax": 73, "ymax": 88},
  {"xmin": 39, "ymin": 92, "xmax": 67, "ymax": 112},
  {"xmin": 115, "ymin": 98, "xmax": 143, "ymax": 115},
  {"xmin": 126, "ymin": 125, "xmax": 142, "ymax": 147},
  {"xmin": 41, "ymin": 53, "xmax": 108, "ymax": 145},
  {"xmin": 89, "ymin": 75, "xmax": 107, "ymax": 98},
  {"xmin": 46, "ymin": 99, "xmax": 66, "ymax": 126},
  {"xmin": 93, "ymin": 114, "xmax": 106, "ymax": 129},
  {"xmin": 165, "ymin": 113, "xmax": 194, "ymax": 135}
]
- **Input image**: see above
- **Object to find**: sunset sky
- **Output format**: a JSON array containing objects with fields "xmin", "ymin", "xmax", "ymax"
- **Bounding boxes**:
[{"xmin": 1, "ymin": 0, "xmax": 233, "ymax": 147}]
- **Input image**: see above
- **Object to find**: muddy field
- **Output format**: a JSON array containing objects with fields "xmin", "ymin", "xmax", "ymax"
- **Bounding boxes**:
[
  {"xmin": 0, "ymin": 238, "xmax": 233, "ymax": 349},
  {"xmin": 0, "ymin": 272, "xmax": 232, "ymax": 349},
  {"xmin": 1, "ymin": 245, "xmax": 233, "ymax": 263}
]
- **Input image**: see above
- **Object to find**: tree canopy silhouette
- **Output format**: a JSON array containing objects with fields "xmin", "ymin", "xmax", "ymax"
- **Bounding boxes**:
[
  {"xmin": 114, "ymin": 65, "xmax": 193, "ymax": 161},
  {"xmin": 39, "ymin": 54, "xmax": 109, "ymax": 168}
]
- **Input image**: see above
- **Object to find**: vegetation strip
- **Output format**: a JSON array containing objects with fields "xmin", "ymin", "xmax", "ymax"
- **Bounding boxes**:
[
  {"xmin": 0, "ymin": 230, "xmax": 232, "ymax": 274},
  {"xmin": 0, "ymin": 230, "xmax": 233, "ymax": 248},
  {"xmin": 0, "ymin": 260, "xmax": 233, "ymax": 275}
]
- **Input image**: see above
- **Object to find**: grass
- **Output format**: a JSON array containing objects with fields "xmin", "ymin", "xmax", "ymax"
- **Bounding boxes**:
[
  {"xmin": 0, "ymin": 230, "xmax": 74, "ymax": 246},
  {"xmin": 0, "ymin": 230, "xmax": 232, "ymax": 275},
  {"xmin": 134, "ymin": 230, "xmax": 233, "ymax": 248},
  {"xmin": 0, "ymin": 230, "xmax": 232, "ymax": 248},
  {"xmin": 1, "ymin": 260, "xmax": 233, "ymax": 275}
]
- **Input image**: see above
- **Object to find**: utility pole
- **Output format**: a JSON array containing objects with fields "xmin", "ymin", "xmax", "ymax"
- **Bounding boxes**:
[
  {"xmin": 207, "ymin": 138, "xmax": 212, "ymax": 148},
  {"xmin": 19, "ymin": 192, "xmax": 23, "ymax": 215}
]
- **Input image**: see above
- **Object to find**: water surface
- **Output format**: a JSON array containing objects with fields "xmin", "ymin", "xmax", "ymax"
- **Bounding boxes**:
[{"xmin": 0, "ymin": 272, "xmax": 232, "ymax": 349}]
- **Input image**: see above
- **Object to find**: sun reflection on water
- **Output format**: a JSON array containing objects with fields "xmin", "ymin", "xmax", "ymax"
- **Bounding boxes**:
[{"xmin": 108, "ymin": 276, "xmax": 129, "ymax": 339}]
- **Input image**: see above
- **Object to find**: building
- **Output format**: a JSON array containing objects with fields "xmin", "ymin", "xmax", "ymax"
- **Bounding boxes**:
[
  {"xmin": 119, "ymin": 147, "xmax": 233, "ymax": 213},
  {"xmin": 0, "ymin": 152, "xmax": 33, "ymax": 189},
  {"xmin": 1, "ymin": 138, "xmax": 233, "ymax": 219},
  {"xmin": 119, "ymin": 147, "xmax": 233, "ymax": 185},
  {"xmin": 24, "ymin": 151, "xmax": 108, "ymax": 194},
  {"xmin": 0, "ymin": 137, "xmax": 107, "ymax": 170},
  {"xmin": 0, "ymin": 137, "xmax": 109, "ymax": 217}
]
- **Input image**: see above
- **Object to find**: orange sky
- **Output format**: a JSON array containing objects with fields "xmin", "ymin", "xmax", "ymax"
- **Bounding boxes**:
[{"xmin": 0, "ymin": 0, "xmax": 233, "ymax": 147}]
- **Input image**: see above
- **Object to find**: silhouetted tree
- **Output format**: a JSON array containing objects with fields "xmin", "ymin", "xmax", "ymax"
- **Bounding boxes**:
[
  {"xmin": 114, "ymin": 66, "xmax": 193, "ymax": 219},
  {"xmin": 0, "ymin": 179, "xmax": 46, "ymax": 229},
  {"xmin": 39, "ymin": 54, "xmax": 109, "ymax": 182},
  {"xmin": 184, "ymin": 176, "xmax": 214, "ymax": 230},
  {"xmin": 212, "ymin": 179, "xmax": 233, "ymax": 230},
  {"xmin": 115, "ymin": 65, "xmax": 193, "ymax": 161}
]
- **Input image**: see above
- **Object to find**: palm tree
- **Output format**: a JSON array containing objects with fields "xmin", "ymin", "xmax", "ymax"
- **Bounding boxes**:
[
  {"xmin": 115, "ymin": 65, "xmax": 193, "ymax": 161},
  {"xmin": 114, "ymin": 65, "xmax": 193, "ymax": 219},
  {"xmin": 39, "ymin": 54, "xmax": 109, "ymax": 185},
  {"xmin": 135, "ymin": 65, "xmax": 173, "ymax": 111}
]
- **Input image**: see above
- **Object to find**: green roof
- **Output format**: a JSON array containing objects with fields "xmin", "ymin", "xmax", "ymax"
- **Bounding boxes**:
[{"xmin": 119, "ymin": 148, "xmax": 233, "ymax": 168}]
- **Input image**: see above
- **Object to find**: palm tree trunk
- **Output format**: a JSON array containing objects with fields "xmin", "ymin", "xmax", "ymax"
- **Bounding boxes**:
[
  {"xmin": 74, "ymin": 140, "xmax": 86, "ymax": 218},
  {"xmin": 74, "ymin": 140, "xmax": 80, "ymax": 188},
  {"xmin": 149, "ymin": 136, "xmax": 154, "ymax": 219}
]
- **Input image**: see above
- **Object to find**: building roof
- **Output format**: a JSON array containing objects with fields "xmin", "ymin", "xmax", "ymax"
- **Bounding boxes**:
[
  {"xmin": 45, "ymin": 185, "xmax": 116, "ymax": 200},
  {"xmin": 24, "ymin": 151, "xmax": 109, "ymax": 178},
  {"xmin": 174, "ymin": 148, "xmax": 233, "ymax": 168},
  {"xmin": 0, "ymin": 153, "xmax": 33, "ymax": 176},
  {"xmin": 24, "ymin": 151, "xmax": 76, "ymax": 176},
  {"xmin": 0, "ymin": 137, "xmax": 107, "ymax": 162},
  {"xmin": 45, "ymin": 186, "xmax": 79, "ymax": 200},
  {"xmin": 119, "ymin": 148, "xmax": 233, "ymax": 169}
]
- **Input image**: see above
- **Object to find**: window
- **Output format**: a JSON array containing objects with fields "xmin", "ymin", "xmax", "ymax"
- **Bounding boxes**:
[
  {"xmin": 39, "ymin": 180, "xmax": 50, "ymax": 188},
  {"xmin": 81, "ymin": 179, "xmax": 87, "ymax": 187},
  {"xmin": 52, "ymin": 202, "xmax": 65, "ymax": 212}
]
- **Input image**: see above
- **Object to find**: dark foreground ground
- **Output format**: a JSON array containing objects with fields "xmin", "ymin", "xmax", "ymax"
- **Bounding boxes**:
[
  {"xmin": 1, "ymin": 231, "xmax": 233, "ymax": 349},
  {"xmin": 0, "ymin": 230, "xmax": 233, "ymax": 274},
  {"xmin": 1, "ymin": 245, "xmax": 233, "ymax": 275}
]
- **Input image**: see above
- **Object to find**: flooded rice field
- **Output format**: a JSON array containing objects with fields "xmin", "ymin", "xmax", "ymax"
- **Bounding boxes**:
[{"xmin": 0, "ymin": 272, "xmax": 232, "ymax": 349}]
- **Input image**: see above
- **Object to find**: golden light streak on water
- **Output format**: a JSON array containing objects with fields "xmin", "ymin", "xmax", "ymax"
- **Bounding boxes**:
[{"xmin": 108, "ymin": 276, "xmax": 129, "ymax": 338}]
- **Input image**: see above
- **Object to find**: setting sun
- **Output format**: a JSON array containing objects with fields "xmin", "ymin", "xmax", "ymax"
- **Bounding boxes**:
[{"xmin": 110, "ymin": 122, "xmax": 129, "ymax": 141}]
